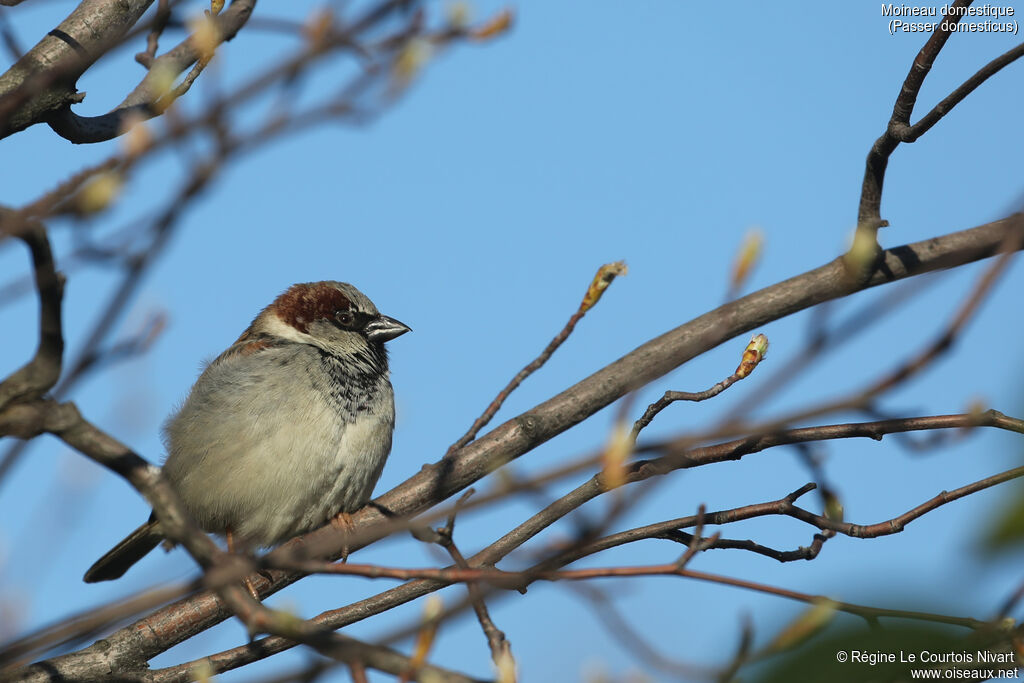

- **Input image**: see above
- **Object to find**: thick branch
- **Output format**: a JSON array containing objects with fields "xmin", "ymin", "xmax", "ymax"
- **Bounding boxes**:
[
  {"xmin": 0, "ymin": 581, "xmax": 196, "ymax": 669},
  {"xmin": 375, "ymin": 216, "xmax": 1022, "ymax": 536},
  {"xmin": 148, "ymin": 634, "xmax": 488, "ymax": 683},
  {"xmin": 71, "ymin": 412, "xmax": 1024, "ymax": 679},
  {"xmin": 0, "ymin": 0, "xmax": 154, "ymax": 138},
  {"xmin": 47, "ymin": 0, "xmax": 257, "ymax": 144}
]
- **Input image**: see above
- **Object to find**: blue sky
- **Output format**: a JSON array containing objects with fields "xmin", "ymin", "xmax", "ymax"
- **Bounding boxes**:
[{"xmin": 1, "ymin": 2, "xmax": 1023, "ymax": 681}]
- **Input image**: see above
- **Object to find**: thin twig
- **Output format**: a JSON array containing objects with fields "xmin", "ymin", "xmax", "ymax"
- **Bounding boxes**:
[
  {"xmin": 673, "ymin": 504, "xmax": 711, "ymax": 569},
  {"xmin": 442, "ymin": 538, "xmax": 511, "ymax": 666},
  {"xmin": 0, "ymin": 9, "xmax": 23, "ymax": 60},
  {"xmin": 659, "ymin": 528, "xmax": 830, "ymax": 564},
  {"xmin": 995, "ymin": 578, "xmax": 1024, "ymax": 620},
  {"xmin": 785, "ymin": 463, "xmax": 1024, "ymax": 539},
  {"xmin": 415, "ymin": 489, "xmax": 513, "ymax": 669},
  {"xmin": 272, "ymin": 554, "xmax": 988, "ymax": 631},
  {"xmin": 862, "ymin": 238, "xmax": 1019, "ymax": 399},
  {"xmin": 721, "ymin": 274, "xmax": 937, "ymax": 427},
  {"xmin": 45, "ymin": 0, "xmax": 257, "ymax": 144},
  {"xmin": 571, "ymin": 584, "xmax": 713, "ymax": 679},
  {"xmin": 140, "ymin": 469, "xmax": 998, "ymax": 680},
  {"xmin": 632, "ymin": 333, "xmax": 768, "ymax": 439},
  {"xmin": 135, "ymin": 0, "xmax": 171, "ymax": 68},
  {"xmin": 715, "ymin": 616, "xmax": 755, "ymax": 683},
  {"xmin": 171, "ymin": 632, "xmax": 486, "ymax": 683},
  {"xmin": 350, "ymin": 661, "xmax": 369, "ymax": 683},
  {"xmin": 446, "ymin": 261, "xmax": 627, "ymax": 456},
  {"xmin": 708, "ymin": 230, "xmax": 1022, "ymax": 447},
  {"xmin": 271, "ymin": 458, "xmax": 1024, "ymax": 586},
  {"xmin": 894, "ymin": 40, "xmax": 1024, "ymax": 144}
]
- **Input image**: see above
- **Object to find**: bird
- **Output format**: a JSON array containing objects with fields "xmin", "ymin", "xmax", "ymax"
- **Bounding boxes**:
[{"xmin": 84, "ymin": 281, "xmax": 410, "ymax": 583}]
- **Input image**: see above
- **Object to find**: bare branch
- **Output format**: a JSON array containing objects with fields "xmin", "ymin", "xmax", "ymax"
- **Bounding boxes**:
[
  {"xmin": 35, "ymin": 216, "xmax": 1022, "ymax": 678},
  {"xmin": 447, "ymin": 261, "xmax": 627, "ymax": 456},
  {"xmin": 0, "ymin": 0, "xmax": 155, "ymax": 138},
  {"xmin": 135, "ymin": 0, "xmax": 171, "ymax": 68},
  {"xmin": 855, "ymin": 0, "xmax": 1024, "ymax": 230},
  {"xmin": 658, "ymin": 528, "xmax": 830, "ymax": 564},
  {"xmin": 0, "ymin": 399, "xmax": 280, "ymax": 652},
  {"xmin": 0, "ymin": 162, "xmax": 209, "ymax": 488},
  {"xmin": 0, "ymin": 220, "xmax": 63, "ymax": 411},
  {"xmin": 672, "ymin": 504, "xmax": 714, "ymax": 569},
  {"xmin": 151, "ymin": 633, "xmax": 489, "ymax": 683},
  {"xmin": 563, "ymin": 458, "xmax": 1024, "ymax": 564},
  {"xmin": 674, "ymin": 567, "xmax": 987, "ymax": 630},
  {"xmin": 99, "ymin": 404, "xmax": 1018, "ymax": 681},
  {"xmin": 46, "ymin": 0, "xmax": 256, "ymax": 144},
  {"xmin": 0, "ymin": 9, "xmax": 24, "ymax": 59},
  {"xmin": 857, "ymin": 0, "xmax": 971, "ymax": 228},
  {"xmin": 631, "ymin": 333, "xmax": 768, "ymax": 439},
  {"xmin": 859, "ymin": 238, "xmax": 1018, "ymax": 399},
  {"xmin": 784, "ymin": 463, "xmax": 1024, "ymax": 539},
  {"xmin": 895, "ymin": 41, "xmax": 1024, "ymax": 144},
  {"xmin": 737, "ymin": 233, "xmax": 1021, "ymax": 432},
  {"xmin": 263, "ymin": 555, "xmax": 990, "ymax": 632},
  {"xmin": 0, "ymin": 581, "xmax": 197, "ymax": 671},
  {"xmin": 571, "ymin": 584, "xmax": 712, "ymax": 679},
  {"xmin": 433, "ymin": 507, "xmax": 512, "ymax": 669}
]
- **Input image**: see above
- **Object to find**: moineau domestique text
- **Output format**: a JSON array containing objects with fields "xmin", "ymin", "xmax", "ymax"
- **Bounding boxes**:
[{"xmin": 881, "ymin": 4, "xmax": 1015, "ymax": 16}]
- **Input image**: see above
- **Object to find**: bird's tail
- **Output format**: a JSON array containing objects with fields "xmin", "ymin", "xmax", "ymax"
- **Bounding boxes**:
[{"xmin": 83, "ymin": 517, "xmax": 162, "ymax": 583}]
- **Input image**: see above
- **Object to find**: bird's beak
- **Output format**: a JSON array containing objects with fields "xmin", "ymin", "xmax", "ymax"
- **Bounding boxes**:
[{"xmin": 365, "ymin": 315, "xmax": 411, "ymax": 342}]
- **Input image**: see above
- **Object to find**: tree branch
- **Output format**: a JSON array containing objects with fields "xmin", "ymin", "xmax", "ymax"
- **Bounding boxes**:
[
  {"xmin": 857, "ymin": 0, "xmax": 971, "ymax": 228},
  {"xmin": 894, "ymin": 40, "xmax": 1024, "ymax": 144},
  {"xmin": 25, "ymin": 216, "xmax": 1022, "ymax": 679},
  {"xmin": 46, "ymin": 0, "xmax": 257, "ymax": 144},
  {"xmin": 446, "ymin": 261, "xmax": 626, "ymax": 456},
  {"xmin": 0, "ymin": 220, "xmax": 63, "ymax": 411},
  {"xmin": 94, "ymin": 402, "xmax": 1020, "ymax": 680},
  {"xmin": 0, "ymin": 0, "xmax": 154, "ymax": 138},
  {"xmin": 855, "ymin": 0, "xmax": 1024, "ymax": 229}
]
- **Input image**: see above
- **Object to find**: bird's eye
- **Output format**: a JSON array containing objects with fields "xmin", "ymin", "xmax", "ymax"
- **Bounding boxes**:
[{"xmin": 336, "ymin": 310, "xmax": 354, "ymax": 326}]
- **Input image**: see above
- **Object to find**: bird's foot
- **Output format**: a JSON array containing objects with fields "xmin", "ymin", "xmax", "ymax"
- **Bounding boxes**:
[{"xmin": 330, "ymin": 511, "xmax": 356, "ymax": 563}]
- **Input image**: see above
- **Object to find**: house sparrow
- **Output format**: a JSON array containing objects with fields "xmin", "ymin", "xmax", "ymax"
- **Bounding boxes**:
[{"xmin": 84, "ymin": 281, "xmax": 410, "ymax": 583}]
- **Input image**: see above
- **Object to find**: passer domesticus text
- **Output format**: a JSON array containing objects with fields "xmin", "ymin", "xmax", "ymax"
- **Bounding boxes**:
[{"xmin": 84, "ymin": 281, "xmax": 410, "ymax": 582}]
